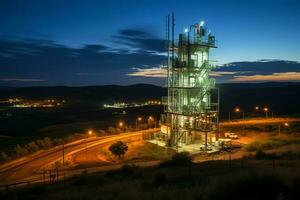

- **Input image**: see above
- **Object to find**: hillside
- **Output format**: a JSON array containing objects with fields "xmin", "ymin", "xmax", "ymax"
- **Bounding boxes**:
[{"xmin": 1, "ymin": 82, "xmax": 300, "ymax": 116}]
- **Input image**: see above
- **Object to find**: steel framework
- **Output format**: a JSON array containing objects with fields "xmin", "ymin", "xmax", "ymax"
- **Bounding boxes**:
[{"xmin": 158, "ymin": 14, "xmax": 219, "ymax": 150}]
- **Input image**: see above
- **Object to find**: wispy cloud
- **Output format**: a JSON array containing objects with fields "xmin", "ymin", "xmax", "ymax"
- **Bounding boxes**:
[
  {"xmin": 209, "ymin": 71, "xmax": 238, "ymax": 77},
  {"xmin": 0, "ymin": 78, "xmax": 45, "ymax": 82},
  {"xmin": 230, "ymin": 72, "xmax": 300, "ymax": 82},
  {"xmin": 127, "ymin": 66, "xmax": 167, "ymax": 77},
  {"xmin": 128, "ymin": 67, "xmax": 247, "ymax": 78}
]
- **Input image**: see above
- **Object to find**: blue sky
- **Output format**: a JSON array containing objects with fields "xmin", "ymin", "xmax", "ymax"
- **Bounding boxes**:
[{"xmin": 0, "ymin": 0, "xmax": 299, "ymax": 86}]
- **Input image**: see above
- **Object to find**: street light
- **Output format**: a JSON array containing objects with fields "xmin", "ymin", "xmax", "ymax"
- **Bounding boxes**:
[
  {"xmin": 119, "ymin": 121, "xmax": 125, "ymax": 132},
  {"xmin": 88, "ymin": 130, "xmax": 93, "ymax": 136},
  {"xmin": 263, "ymin": 107, "xmax": 269, "ymax": 118},
  {"xmin": 234, "ymin": 107, "xmax": 244, "ymax": 120},
  {"xmin": 255, "ymin": 106, "xmax": 259, "ymax": 110},
  {"xmin": 278, "ymin": 122, "xmax": 289, "ymax": 136},
  {"xmin": 148, "ymin": 116, "xmax": 155, "ymax": 128},
  {"xmin": 136, "ymin": 117, "xmax": 142, "ymax": 130},
  {"xmin": 85, "ymin": 130, "xmax": 93, "ymax": 161}
]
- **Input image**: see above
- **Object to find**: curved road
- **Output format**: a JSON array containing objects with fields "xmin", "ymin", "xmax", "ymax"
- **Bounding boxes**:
[{"xmin": 0, "ymin": 128, "xmax": 159, "ymax": 185}]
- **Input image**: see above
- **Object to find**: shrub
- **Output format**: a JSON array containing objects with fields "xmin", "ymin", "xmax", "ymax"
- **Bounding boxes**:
[
  {"xmin": 14, "ymin": 144, "xmax": 29, "ymax": 156},
  {"xmin": 36, "ymin": 137, "xmax": 53, "ymax": 149},
  {"xmin": 53, "ymin": 138, "xmax": 63, "ymax": 146},
  {"xmin": 109, "ymin": 141, "xmax": 128, "ymax": 158},
  {"xmin": 0, "ymin": 152, "xmax": 10, "ymax": 163},
  {"xmin": 107, "ymin": 126, "xmax": 117, "ymax": 134},
  {"xmin": 160, "ymin": 152, "xmax": 193, "ymax": 167},
  {"xmin": 25, "ymin": 141, "xmax": 39, "ymax": 153}
]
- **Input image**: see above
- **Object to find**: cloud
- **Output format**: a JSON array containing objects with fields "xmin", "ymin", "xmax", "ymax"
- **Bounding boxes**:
[
  {"xmin": 212, "ymin": 60, "xmax": 300, "ymax": 83},
  {"xmin": 127, "ymin": 67, "xmax": 237, "ymax": 78},
  {"xmin": 127, "ymin": 66, "xmax": 167, "ymax": 78},
  {"xmin": 0, "ymin": 78, "xmax": 45, "ymax": 82},
  {"xmin": 0, "ymin": 34, "xmax": 166, "ymax": 86},
  {"xmin": 230, "ymin": 72, "xmax": 300, "ymax": 82},
  {"xmin": 215, "ymin": 60, "xmax": 300, "ymax": 74},
  {"xmin": 209, "ymin": 71, "xmax": 238, "ymax": 77},
  {"xmin": 115, "ymin": 28, "xmax": 166, "ymax": 53},
  {"xmin": 119, "ymin": 29, "xmax": 146, "ymax": 37}
]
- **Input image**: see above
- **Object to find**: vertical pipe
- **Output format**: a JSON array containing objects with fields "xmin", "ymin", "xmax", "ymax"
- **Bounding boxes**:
[
  {"xmin": 166, "ymin": 14, "xmax": 170, "ymax": 146},
  {"xmin": 167, "ymin": 14, "xmax": 170, "ymax": 108},
  {"xmin": 187, "ymin": 28, "xmax": 190, "ymax": 67},
  {"xmin": 172, "ymin": 13, "xmax": 175, "ymax": 69},
  {"xmin": 217, "ymin": 88, "xmax": 220, "ymax": 141},
  {"xmin": 171, "ymin": 12, "xmax": 175, "ymax": 146}
]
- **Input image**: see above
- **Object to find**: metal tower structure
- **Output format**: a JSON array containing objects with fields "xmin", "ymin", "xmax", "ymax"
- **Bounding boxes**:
[{"xmin": 159, "ymin": 14, "xmax": 219, "ymax": 150}]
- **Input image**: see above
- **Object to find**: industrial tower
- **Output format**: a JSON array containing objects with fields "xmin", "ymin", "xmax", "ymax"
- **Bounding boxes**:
[{"xmin": 158, "ymin": 14, "xmax": 219, "ymax": 150}]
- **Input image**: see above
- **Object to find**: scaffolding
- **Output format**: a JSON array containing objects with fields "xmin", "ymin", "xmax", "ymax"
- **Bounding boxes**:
[{"xmin": 156, "ymin": 14, "xmax": 219, "ymax": 151}]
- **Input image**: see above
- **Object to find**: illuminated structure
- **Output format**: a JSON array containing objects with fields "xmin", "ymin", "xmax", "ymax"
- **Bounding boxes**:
[{"xmin": 158, "ymin": 14, "xmax": 219, "ymax": 151}]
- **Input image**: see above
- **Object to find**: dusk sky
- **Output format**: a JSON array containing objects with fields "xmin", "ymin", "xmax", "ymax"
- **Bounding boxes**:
[{"xmin": 1, "ymin": 0, "xmax": 300, "ymax": 86}]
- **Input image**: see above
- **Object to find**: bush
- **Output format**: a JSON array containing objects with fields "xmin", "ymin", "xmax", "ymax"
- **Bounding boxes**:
[
  {"xmin": 0, "ymin": 152, "xmax": 10, "ymax": 163},
  {"xmin": 14, "ymin": 144, "xmax": 29, "ymax": 157},
  {"xmin": 107, "ymin": 126, "xmax": 118, "ymax": 134},
  {"xmin": 109, "ymin": 141, "xmax": 128, "ymax": 158},
  {"xmin": 25, "ymin": 141, "xmax": 39, "ymax": 153},
  {"xmin": 244, "ymin": 137, "xmax": 297, "ymax": 152},
  {"xmin": 53, "ymin": 138, "xmax": 63, "ymax": 146},
  {"xmin": 160, "ymin": 152, "xmax": 193, "ymax": 167},
  {"xmin": 36, "ymin": 137, "xmax": 53, "ymax": 149}
]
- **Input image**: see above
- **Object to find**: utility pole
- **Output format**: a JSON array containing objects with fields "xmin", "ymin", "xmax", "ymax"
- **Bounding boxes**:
[
  {"xmin": 62, "ymin": 141, "xmax": 65, "ymax": 166},
  {"xmin": 85, "ymin": 136, "xmax": 88, "ymax": 161},
  {"xmin": 229, "ymin": 142, "xmax": 232, "ymax": 168}
]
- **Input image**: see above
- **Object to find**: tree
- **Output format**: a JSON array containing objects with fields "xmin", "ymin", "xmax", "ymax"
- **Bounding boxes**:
[
  {"xmin": 0, "ymin": 152, "xmax": 10, "ymax": 163},
  {"xmin": 14, "ymin": 144, "xmax": 28, "ymax": 157},
  {"xmin": 109, "ymin": 141, "xmax": 128, "ymax": 158},
  {"xmin": 36, "ymin": 138, "xmax": 52, "ymax": 149},
  {"xmin": 25, "ymin": 141, "xmax": 39, "ymax": 153},
  {"xmin": 42, "ymin": 137, "xmax": 52, "ymax": 149}
]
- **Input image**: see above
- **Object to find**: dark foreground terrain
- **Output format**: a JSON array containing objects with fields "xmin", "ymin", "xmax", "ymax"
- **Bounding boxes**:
[{"xmin": 1, "ymin": 154, "xmax": 300, "ymax": 200}]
